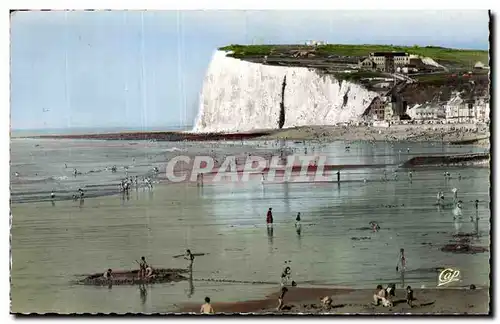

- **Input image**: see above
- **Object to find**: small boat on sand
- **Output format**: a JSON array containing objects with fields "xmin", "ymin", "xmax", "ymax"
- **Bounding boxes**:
[{"xmin": 75, "ymin": 268, "xmax": 189, "ymax": 286}]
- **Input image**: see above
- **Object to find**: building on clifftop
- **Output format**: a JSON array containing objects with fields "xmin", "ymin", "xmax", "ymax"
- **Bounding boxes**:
[{"xmin": 369, "ymin": 52, "xmax": 410, "ymax": 73}]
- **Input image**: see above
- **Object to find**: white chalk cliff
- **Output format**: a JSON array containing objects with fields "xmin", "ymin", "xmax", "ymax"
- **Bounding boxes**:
[{"xmin": 193, "ymin": 51, "xmax": 379, "ymax": 133}]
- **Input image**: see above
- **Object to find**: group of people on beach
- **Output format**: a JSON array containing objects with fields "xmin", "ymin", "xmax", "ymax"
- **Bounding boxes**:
[
  {"xmin": 373, "ymin": 283, "xmax": 414, "ymax": 308},
  {"xmin": 119, "ymin": 176, "xmax": 154, "ymax": 193},
  {"xmin": 101, "ymin": 250, "xmax": 197, "ymax": 284}
]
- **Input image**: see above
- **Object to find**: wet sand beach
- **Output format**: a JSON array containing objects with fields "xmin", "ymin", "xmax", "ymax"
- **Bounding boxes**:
[
  {"xmin": 179, "ymin": 286, "xmax": 489, "ymax": 314},
  {"xmin": 27, "ymin": 123, "xmax": 489, "ymax": 144}
]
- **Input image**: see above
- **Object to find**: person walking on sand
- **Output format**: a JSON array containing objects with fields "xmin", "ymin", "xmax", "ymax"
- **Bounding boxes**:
[
  {"xmin": 266, "ymin": 208, "xmax": 273, "ymax": 227},
  {"xmin": 200, "ymin": 297, "xmax": 214, "ymax": 314},
  {"xmin": 277, "ymin": 286, "xmax": 288, "ymax": 311},
  {"xmin": 406, "ymin": 286, "xmax": 414, "ymax": 307}
]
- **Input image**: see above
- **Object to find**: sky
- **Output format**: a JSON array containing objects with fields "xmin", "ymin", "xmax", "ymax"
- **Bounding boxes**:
[{"xmin": 10, "ymin": 10, "xmax": 489, "ymax": 130}]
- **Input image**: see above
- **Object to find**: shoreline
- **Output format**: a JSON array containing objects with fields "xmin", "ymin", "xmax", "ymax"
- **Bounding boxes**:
[
  {"xmin": 20, "ymin": 124, "xmax": 489, "ymax": 145},
  {"xmin": 177, "ymin": 286, "xmax": 490, "ymax": 314}
]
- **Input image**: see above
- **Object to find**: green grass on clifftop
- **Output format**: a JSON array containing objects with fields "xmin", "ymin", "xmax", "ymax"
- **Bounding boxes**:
[{"xmin": 219, "ymin": 44, "xmax": 488, "ymax": 67}]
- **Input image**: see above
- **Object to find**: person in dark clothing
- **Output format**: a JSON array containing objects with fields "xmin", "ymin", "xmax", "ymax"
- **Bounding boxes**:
[
  {"xmin": 185, "ymin": 249, "xmax": 195, "ymax": 265},
  {"xmin": 406, "ymin": 286, "xmax": 414, "ymax": 307},
  {"xmin": 295, "ymin": 212, "xmax": 301, "ymax": 227},
  {"xmin": 138, "ymin": 256, "xmax": 148, "ymax": 278},
  {"xmin": 266, "ymin": 208, "xmax": 273, "ymax": 226}
]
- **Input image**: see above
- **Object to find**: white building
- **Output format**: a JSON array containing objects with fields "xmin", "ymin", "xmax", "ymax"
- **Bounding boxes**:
[
  {"xmin": 474, "ymin": 61, "xmax": 489, "ymax": 70},
  {"xmin": 384, "ymin": 103, "xmax": 394, "ymax": 121},
  {"xmin": 409, "ymin": 104, "xmax": 446, "ymax": 120},
  {"xmin": 473, "ymin": 99, "xmax": 490, "ymax": 121},
  {"xmin": 445, "ymin": 103, "xmax": 474, "ymax": 122},
  {"xmin": 305, "ymin": 40, "xmax": 327, "ymax": 46}
]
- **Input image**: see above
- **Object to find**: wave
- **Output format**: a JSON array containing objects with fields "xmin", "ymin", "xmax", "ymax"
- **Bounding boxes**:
[
  {"xmin": 52, "ymin": 175, "xmax": 69, "ymax": 181},
  {"xmin": 165, "ymin": 147, "xmax": 185, "ymax": 152},
  {"xmin": 11, "ymin": 176, "xmax": 56, "ymax": 184}
]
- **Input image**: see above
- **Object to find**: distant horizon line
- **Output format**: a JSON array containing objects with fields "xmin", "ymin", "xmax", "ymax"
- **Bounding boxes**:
[{"xmin": 11, "ymin": 125, "xmax": 194, "ymax": 131}]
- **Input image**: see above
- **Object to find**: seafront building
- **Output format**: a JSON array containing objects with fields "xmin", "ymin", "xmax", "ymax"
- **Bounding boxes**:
[{"xmin": 368, "ymin": 93, "xmax": 489, "ymax": 124}]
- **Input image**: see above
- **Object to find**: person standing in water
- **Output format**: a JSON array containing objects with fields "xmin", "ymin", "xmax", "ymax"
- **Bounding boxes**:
[
  {"xmin": 295, "ymin": 212, "xmax": 301, "ymax": 228},
  {"xmin": 369, "ymin": 221, "xmax": 380, "ymax": 232},
  {"xmin": 185, "ymin": 249, "xmax": 195, "ymax": 267},
  {"xmin": 396, "ymin": 248, "xmax": 406, "ymax": 272},
  {"xmin": 452, "ymin": 188, "xmax": 458, "ymax": 202},
  {"xmin": 103, "ymin": 268, "xmax": 113, "ymax": 280},
  {"xmin": 396, "ymin": 248, "xmax": 406, "ymax": 287},
  {"xmin": 281, "ymin": 262, "xmax": 292, "ymax": 286},
  {"xmin": 266, "ymin": 208, "xmax": 273, "ymax": 227},
  {"xmin": 138, "ymin": 256, "xmax": 148, "ymax": 278}
]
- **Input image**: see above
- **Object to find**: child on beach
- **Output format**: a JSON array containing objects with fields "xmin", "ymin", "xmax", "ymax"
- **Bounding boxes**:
[
  {"xmin": 200, "ymin": 297, "xmax": 214, "ymax": 314},
  {"xmin": 281, "ymin": 262, "xmax": 291, "ymax": 286},
  {"xmin": 373, "ymin": 285, "xmax": 392, "ymax": 307},
  {"xmin": 277, "ymin": 286, "xmax": 288, "ymax": 311},
  {"xmin": 406, "ymin": 286, "xmax": 414, "ymax": 307}
]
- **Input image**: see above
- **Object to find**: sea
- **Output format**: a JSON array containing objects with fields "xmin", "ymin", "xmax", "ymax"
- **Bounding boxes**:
[{"xmin": 10, "ymin": 130, "xmax": 491, "ymax": 314}]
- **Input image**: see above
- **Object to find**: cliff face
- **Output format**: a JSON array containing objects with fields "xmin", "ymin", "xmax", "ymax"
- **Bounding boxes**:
[
  {"xmin": 193, "ymin": 51, "xmax": 489, "ymax": 133},
  {"xmin": 193, "ymin": 51, "xmax": 378, "ymax": 133}
]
